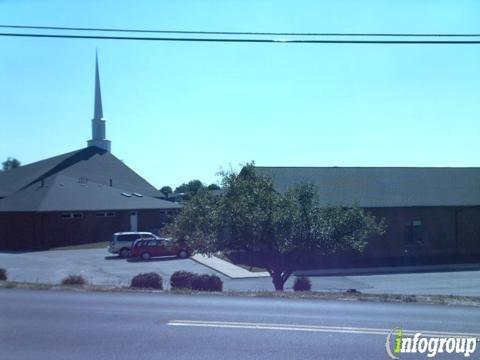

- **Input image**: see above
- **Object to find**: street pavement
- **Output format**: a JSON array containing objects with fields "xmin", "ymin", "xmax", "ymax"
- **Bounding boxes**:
[
  {"xmin": 0, "ymin": 288, "xmax": 479, "ymax": 360},
  {"xmin": 1, "ymin": 248, "xmax": 480, "ymax": 295}
]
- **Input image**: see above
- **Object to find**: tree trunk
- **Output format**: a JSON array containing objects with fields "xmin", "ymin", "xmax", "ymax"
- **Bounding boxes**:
[{"xmin": 270, "ymin": 270, "xmax": 287, "ymax": 291}]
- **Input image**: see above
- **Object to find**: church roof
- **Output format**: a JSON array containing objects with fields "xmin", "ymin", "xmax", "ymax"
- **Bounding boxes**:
[
  {"xmin": 254, "ymin": 166, "xmax": 480, "ymax": 208},
  {"xmin": 0, "ymin": 147, "xmax": 179, "ymax": 212}
]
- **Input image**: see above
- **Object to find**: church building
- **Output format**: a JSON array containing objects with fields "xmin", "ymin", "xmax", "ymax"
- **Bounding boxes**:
[
  {"xmin": 0, "ymin": 55, "xmax": 180, "ymax": 249},
  {"xmin": 253, "ymin": 166, "xmax": 480, "ymax": 266}
]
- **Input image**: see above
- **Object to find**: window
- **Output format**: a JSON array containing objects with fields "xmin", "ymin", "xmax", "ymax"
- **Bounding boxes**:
[
  {"xmin": 61, "ymin": 212, "xmax": 83, "ymax": 219},
  {"xmin": 118, "ymin": 234, "xmax": 141, "ymax": 242},
  {"xmin": 78, "ymin": 177, "xmax": 88, "ymax": 185},
  {"xmin": 405, "ymin": 220, "xmax": 424, "ymax": 244},
  {"xmin": 158, "ymin": 239, "xmax": 167, "ymax": 247},
  {"xmin": 412, "ymin": 220, "xmax": 424, "ymax": 243},
  {"xmin": 96, "ymin": 212, "xmax": 116, "ymax": 217}
]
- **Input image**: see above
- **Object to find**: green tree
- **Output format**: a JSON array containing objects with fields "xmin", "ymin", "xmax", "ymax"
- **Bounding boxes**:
[
  {"xmin": 174, "ymin": 179, "xmax": 204, "ymax": 196},
  {"xmin": 159, "ymin": 186, "xmax": 173, "ymax": 197},
  {"xmin": 207, "ymin": 183, "xmax": 221, "ymax": 190},
  {"xmin": 168, "ymin": 164, "xmax": 385, "ymax": 291},
  {"xmin": 2, "ymin": 157, "xmax": 20, "ymax": 171}
]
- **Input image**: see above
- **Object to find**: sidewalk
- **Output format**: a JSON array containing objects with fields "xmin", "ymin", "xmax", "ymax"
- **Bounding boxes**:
[
  {"xmin": 193, "ymin": 254, "xmax": 480, "ymax": 280},
  {"xmin": 192, "ymin": 254, "xmax": 270, "ymax": 279},
  {"xmin": 294, "ymin": 262, "xmax": 480, "ymax": 277}
]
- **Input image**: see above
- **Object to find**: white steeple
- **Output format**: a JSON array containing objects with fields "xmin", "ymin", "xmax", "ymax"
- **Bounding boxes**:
[{"xmin": 87, "ymin": 51, "xmax": 111, "ymax": 152}]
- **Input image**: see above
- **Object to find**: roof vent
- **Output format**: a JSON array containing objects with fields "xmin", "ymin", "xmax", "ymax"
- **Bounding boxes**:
[
  {"xmin": 133, "ymin": 193, "xmax": 143, "ymax": 197},
  {"xmin": 121, "ymin": 192, "xmax": 132, "ymax": 197}
]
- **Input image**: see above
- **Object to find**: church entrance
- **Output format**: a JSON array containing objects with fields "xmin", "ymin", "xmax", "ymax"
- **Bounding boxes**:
[{"xmin": 129, "ymin": 211, "xmax": 138, "ymax": 232}]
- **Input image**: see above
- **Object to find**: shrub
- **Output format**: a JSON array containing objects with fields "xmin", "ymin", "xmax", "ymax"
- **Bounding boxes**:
[
  {"xmin": 404, "ymin": 295, "xmax": 417, "ymax": 303},
  {"xmin": 191, "ymin": 274, "xmax": 223, "ymax": 292},
  {"xmin": 293, "ymin": 276, "xmax": 311, "ymax": 292},
  {"xmin": 170, "ymin": 271, "xmax": 197, "ymax": 290},
  {"xmin": 0, "ymin": 268, "xmax": 7, "ymax": 281},
  {"xmin": 205, "ymin": 274, "xmax": 223, "ymax": 292},
  {"xmin": 61, "ymin": 274, "xmax": 86, "ymax": 286},
  {"xmin": 130, "ymin": 272, "xmax": 163, "ymax": 289},
  {"xmin": 346, "ymin": 288, "xmax": 360, "ymax": 294}
]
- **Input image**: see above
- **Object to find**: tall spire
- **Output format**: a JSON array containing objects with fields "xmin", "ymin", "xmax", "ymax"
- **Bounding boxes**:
[
  {"xmin": 94, "ymin": 50, "xmax": 103, "ymax": 120},
  {"xmin": 87, "ymin": 51, "xmax": 111, "ymax": 152}
]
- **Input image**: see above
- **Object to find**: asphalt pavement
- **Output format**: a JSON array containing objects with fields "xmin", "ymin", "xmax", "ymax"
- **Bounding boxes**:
[
  {"xmin": 2, "ymin": 248, "xmax": 480, "ymax": 295},
  {"xmin": 0, "ymin": 288, "xmax": 479, "ymax": 360}
]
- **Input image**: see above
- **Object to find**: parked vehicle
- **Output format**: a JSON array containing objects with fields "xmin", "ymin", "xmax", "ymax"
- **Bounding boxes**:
[
  {"xmin": 108, "ymin": 232, "xmax": 159, "ymax": 258},
  {"xmin": 130, "ymin": 237, "xmax": 190, "ymax": 261}
]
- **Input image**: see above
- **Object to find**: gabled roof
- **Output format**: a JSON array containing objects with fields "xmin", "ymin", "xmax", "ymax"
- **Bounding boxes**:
[
  {"xmin": 0, "ymin": 147, "xmax": 179, "ymax": 212},
  {"xmin": 0, "ymin": 147, "xmax": 163, "ymax": 198},
  {"xmin": 254, "ymin": 166, "xmax": 480, "ymax": 208},
  {"xmin": 0, "ymin": 149, "xmax": 79, "ymax": 197},
  {"xmin": 0, "ymin": 174, "xmax": 179, "ymax": 212}
]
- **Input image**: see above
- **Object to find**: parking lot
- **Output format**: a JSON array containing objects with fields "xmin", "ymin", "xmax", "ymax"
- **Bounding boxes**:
[
  {"xmin": 0, "ymin": 248, "xmax": 371, "ymax": 291},
  {"xmin": 0, "ymin": 248, "xmax": 224, "ymax": 287},
  {"xmin": 1, "ymin": 248, "xmax": 480, "ymax": 295}
]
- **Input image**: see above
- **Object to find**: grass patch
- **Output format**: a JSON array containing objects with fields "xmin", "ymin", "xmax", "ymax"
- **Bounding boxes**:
[
  {"xmin": 1, "ymin": 280, "xmax": 480, "ymax": 307},
  {"xmin": 52, "ymin": 241, "xmax": 109, "ymax": 251}
]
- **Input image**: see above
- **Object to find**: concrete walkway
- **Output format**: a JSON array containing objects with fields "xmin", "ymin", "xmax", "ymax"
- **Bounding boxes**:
[
  {"xmin": 192, "ymin": 254, "xmax": 270, "ymax": 279},
  {"xmin": 295, "ymin": 262, "xmax": 480, "ymax": 276}
]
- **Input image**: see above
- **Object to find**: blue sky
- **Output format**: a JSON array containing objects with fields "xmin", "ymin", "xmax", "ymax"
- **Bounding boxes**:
[{"xmin": 1, "ymin": 1, "xmax": 479, "ymax": 189}]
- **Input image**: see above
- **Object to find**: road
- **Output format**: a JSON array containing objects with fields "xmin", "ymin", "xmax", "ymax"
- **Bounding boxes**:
[{"xmin": 0, "ymin": 289, "xmax": 479, "ymax": 360}]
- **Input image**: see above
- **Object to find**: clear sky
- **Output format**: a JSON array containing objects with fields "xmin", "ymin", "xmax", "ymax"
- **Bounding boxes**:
[{"xmin": 1, "ymin": 1, "xmax": 479, "ymax": 189}]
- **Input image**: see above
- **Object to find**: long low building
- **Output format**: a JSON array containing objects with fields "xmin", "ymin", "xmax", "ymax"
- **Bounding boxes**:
[
  {"xmin": 254, "ymin": 166, "xmax": 480, "ymax": 266},
  {"xmin": 0, "ymin": 55, "xmax": 180, "ymax": 249}
]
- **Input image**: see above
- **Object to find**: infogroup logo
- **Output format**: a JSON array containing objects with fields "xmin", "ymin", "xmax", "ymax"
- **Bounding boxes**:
[{"xmin": 385, "ymin": 327, "xmax": 478, "ymax": 359}]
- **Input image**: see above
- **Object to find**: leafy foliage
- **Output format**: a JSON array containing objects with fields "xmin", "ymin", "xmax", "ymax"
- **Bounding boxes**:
[
  {"xmin": 170, "ymin": 271, "xmax": 197, "ymax": 290},
  {"xmin": 2, "ymin": 157, "xmax": 20, "ymax": 171},
  {"xmin": 169, "ymin": 271, "xmax": 223, "ymax": 291},
  {"xmin": 168, "ymin": 163, "xmax": 386, "ymax": 291},
  {"xmin": 61, "ymin": 275, "xmax": 86, "ymax": 286},
  {"xmin": 130, "ymin": 272, "xmax": 163, "ymax": 289},
  {"xmin": 207, "ymin": 183, "xmax": 221, "ymax": 190},
  {"xmin": 0, "ymin": 268, "xmax": 7, "ymax": 281},
  {"xmin": 293, "ymin": 276, "xmax": 311, "ymax": 291},
  {"xmin": 191, "ymin": 274, "xmax": 223, "ymax": 292},
  {"xmin": 175, "ymin": 179, "xmax": 204, "ymax": 195},
  {"xmin": 165, "ymin": 188, "xmax": 219, "ymax": 254},
  {"xmin": 159, "ymin": 186, "xmax": 173, "ymax": 197}
]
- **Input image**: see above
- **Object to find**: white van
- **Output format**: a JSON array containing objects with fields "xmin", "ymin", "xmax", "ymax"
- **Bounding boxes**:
[{"xmin": 108, "ymin": 232, "xmax": 159, "ymax": 257}]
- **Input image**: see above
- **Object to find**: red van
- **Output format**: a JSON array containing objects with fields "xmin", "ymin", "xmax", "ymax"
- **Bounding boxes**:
[{"xmin": 130, "ymin": 238, "xmax": 189, "ymax": 261}]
